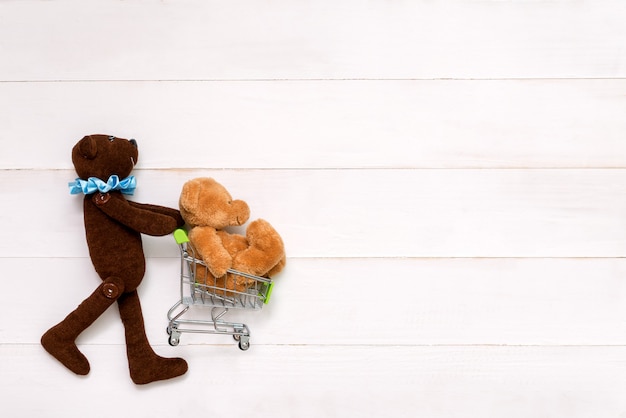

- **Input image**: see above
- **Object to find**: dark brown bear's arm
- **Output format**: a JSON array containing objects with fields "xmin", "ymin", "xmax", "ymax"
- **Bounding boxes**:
[
  {"xmin": 92, "ymin": 192, "xmax": 180, "ymax": 236},
  {"xmin": 128, "ymin": 201, "xmax": 185, "ymax": 228}
]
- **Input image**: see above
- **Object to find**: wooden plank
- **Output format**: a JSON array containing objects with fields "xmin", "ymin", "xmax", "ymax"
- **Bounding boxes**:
[
  {"xmin": 5, "ymin": 344, "xmax": 626, "ymax": 417},
  {"xmin": 3, "ymin": 1, "xmax": 625, "ymax": 414},
  {"xmin": 1, "ymin": 1, "xmax": 625, "ymax": 81},
  {"xmin": 12, "ymin": 257, "xmax": 626, "ymax": 346},
  {"xmin": 2, "ymin": 168, "xmax": 626, "ymax": 258},
  {"xmin": 2, "ymin": 79, "xmax": 626, "ymax": 170}
]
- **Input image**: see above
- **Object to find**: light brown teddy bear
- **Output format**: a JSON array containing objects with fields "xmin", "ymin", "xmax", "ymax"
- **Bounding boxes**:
[{"xmin": 179, "ymin": 177, "xmax": 286, "ymax": 294}]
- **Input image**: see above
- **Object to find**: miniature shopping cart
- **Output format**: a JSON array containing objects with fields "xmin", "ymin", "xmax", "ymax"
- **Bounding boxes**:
[{"xmin": 166, "ymin": 229, "xmax": 274, "ymax": 350}]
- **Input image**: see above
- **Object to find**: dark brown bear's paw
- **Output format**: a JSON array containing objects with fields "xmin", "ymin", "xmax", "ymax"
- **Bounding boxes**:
[
  {"xmin": 41, "ymin": 327, "xmax": 90, "ymax": 376},
  {"xmin": 129, "ymin": 356, "xmax": 188, "ymax": 385}
]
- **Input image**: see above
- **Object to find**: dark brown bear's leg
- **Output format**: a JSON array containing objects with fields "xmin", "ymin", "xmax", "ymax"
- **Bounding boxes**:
[
  {"xmin": 41, "ymin": 276, "xmax": 124, "ymax": 375},
  {"xmin": 117, "ymin": 290, "xmax": 188, "ymax": 385}
]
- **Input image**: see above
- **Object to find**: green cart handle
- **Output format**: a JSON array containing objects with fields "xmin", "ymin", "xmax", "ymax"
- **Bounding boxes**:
[
  {"xmin": 173, "ymin": 228, "xmax": 189, "ymax": 245},
  {"xmin": 263, "ymin": 281, "xmax": 275, "ymax": 304}
]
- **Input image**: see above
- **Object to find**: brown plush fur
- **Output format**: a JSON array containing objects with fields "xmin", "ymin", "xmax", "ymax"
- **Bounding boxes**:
[
  {"xmin": 41, "ymin": 134, "xmax": 188, "ymax": 384},
  {"xmin": 179, "ymin": 177, "xmax": 286, "ymax": 294}
]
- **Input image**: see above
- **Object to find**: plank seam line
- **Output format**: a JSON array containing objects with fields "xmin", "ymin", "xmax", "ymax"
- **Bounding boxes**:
[
  {"xmin": 1, "ymin": 77, "xmax": 626, "ymax": 83},
  {"xmin": 4, "ymin": 343, "xmax": 626, "ymax": 348},
  {"xmin": 4, "ymin": 167, "xmax": 626, "ymax": 172},
  {"xmin": 3, "ymin": 256, "xmax": 626, "ymax": 260}
]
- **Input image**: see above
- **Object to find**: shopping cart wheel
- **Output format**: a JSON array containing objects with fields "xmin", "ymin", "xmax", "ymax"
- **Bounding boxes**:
[
  {"xmin": 238, "ymin": 334, "xmax": 250, "ymax": 351},
  {"xmin": 169, "ymin": 333, "xmax": 180, "ymax": 346},
  {"xmin": 168, "ymin": 325, "xmax": 181, "ymax": 346}
]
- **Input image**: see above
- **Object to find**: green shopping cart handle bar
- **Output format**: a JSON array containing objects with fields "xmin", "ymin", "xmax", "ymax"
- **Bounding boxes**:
[
  {"xmin": 263, "ymin": 281, "xmax": 274, "ymax": 304},
  {"xmin": 173, "ymin": 228, "xmax": 190, "ymax": 245}
]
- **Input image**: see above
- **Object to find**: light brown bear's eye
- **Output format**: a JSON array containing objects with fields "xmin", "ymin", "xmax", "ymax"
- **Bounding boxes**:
[{"xmin": 108, "ymin": 136, "xmax": 115, "ymax": 142}]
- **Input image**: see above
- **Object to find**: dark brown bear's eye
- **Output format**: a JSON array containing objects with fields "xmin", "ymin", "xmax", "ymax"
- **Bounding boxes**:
[{"xmin": 108, "ymin": 136, "xmax": 115, "ymax": 142}]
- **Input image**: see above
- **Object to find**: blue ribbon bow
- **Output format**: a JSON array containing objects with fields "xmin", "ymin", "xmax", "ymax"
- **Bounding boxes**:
[{"xmin": 69, "ymin": 175, "xmax": 136, "ymax": 195}]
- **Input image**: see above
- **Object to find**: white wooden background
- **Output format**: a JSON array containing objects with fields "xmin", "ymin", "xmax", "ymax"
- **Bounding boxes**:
[{"xmin": 2, "ymin": 0, "xmax": 626, "ymax": 416}]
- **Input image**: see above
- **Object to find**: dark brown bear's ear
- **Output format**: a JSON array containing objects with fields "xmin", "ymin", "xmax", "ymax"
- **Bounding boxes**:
[{"xmin": 77, "ymin": 135, "xmax": 97, "ymax": 159}]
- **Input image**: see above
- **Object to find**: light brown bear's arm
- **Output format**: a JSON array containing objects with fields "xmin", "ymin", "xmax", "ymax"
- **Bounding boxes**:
[
  {"xmin": 232, "ymin": 219, "xmax": 286, "ymax": 276},
  {"xmin": 189, "ymin": 227, "xmax": 232, "ymax": 277},
  {"xmin": 216, "ymin": 231, "xmax": 249, "ymax": 255},
  {"xmin": 92, "ymin": 192, "xmax": 180, "ymax": 236}
]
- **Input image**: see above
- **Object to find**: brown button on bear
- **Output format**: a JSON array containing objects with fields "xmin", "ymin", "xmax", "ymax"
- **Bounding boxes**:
[{"xmin": 41, "ymin": 134, "xmax": 188, "ymax": 384}]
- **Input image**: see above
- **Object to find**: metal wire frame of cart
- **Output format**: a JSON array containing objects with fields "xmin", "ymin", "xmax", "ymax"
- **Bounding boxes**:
[{"xmin": 166, "ymin": 229, "xmax": 274, "ymax": 351}]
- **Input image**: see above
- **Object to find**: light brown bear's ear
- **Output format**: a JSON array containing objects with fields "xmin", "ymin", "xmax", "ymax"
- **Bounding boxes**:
[
  {"xmin": 179, "ymin": 178, "xmax": 206, "ymax": 226},
  {"xmin": 77, "ymin": 135, "xmax": 97, "ymax": 159},
  {"xmin": 179, "ymin": 178, "xmax": 201, "ymax": 213}
]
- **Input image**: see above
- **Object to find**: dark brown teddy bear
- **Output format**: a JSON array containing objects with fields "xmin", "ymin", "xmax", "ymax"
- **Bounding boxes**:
[{"xmin": 41, "ymin": 134, "xmax": 188, "ymax": 384}]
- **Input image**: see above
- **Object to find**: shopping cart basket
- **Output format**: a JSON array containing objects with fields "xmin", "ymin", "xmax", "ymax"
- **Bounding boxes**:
[{"xmin": 166, "ymin": 229, "xmax": 274, "ymax": 350}]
